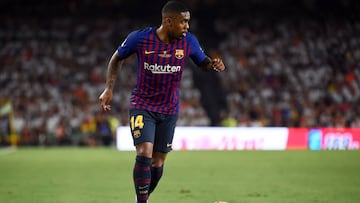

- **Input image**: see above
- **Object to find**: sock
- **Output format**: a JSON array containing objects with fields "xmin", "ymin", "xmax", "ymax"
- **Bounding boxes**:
[
  {"xmin": 149, "ymin": 165, "xmax": 164, "ymax": 194},
  {"xmin": 133, "ymin": 156, "xmax": 151, "ymax": 203}
]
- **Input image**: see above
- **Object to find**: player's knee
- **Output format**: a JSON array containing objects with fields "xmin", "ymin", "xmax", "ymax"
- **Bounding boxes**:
[
  {"xmin": 136, "ymin": 142, "xmax": 153, "ymax": 158},
  {"xmin": 152, "ymin": 152, "xmax": 167, "ymax": 167},
  {"xmin": 151, "ymin": 158, "xmax": 164, "ymax": 167}
]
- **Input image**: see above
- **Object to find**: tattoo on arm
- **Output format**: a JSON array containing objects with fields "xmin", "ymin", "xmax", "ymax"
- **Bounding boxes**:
[{"xmin": 106, "ymin": 52, "xmax": 122, "ymax": 90}]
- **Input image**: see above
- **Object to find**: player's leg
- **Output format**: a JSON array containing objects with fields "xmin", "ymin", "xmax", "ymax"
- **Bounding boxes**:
[
  {"xmin": 149, "ymin": 113, "xmax": 178, "ymax": 194},
  {"xmin": 149, "ymin": 151, "xmax": 167, "ymax": 194},
  {"xmin": 134, "ymin": 142, "xmax": 152, "ymax": 203},
  {"xmin": 129, "ymin": 109, "xmax": 156, "ymax": 203}
]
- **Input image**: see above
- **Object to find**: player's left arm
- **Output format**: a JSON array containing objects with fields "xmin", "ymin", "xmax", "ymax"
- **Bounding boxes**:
[
  {"xmin": 188, "ymin": 34, "xmax": 225, "ymax": 72},
  {"xmin": 199, "ymin": 56, "xmax": 225, "ymax": 72}
]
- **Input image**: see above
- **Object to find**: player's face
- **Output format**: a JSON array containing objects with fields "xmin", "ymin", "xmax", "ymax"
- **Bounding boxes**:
[{"xmin": 171, "ymin": 11, "xmax": 190, "ymax": 39}]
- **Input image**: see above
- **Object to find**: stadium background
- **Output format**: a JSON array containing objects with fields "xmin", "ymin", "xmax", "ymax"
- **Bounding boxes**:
[{"xmin": 1, "ymin": 0, "xmax": 360, "ymax": 147}]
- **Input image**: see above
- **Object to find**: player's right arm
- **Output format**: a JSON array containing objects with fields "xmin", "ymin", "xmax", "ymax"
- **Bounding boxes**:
[
  {"xmin": 99, "ymin": 30, "xmax": 140, "ymax": 111},
  {"xmin": 99, "ymin": 51, "xmax": 123, "ymax": 111}
]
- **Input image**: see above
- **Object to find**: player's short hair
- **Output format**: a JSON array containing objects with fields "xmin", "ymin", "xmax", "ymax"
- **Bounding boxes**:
[{"xmin": 162, "ymin": 1, "xmax": 189, "ymax": 14}]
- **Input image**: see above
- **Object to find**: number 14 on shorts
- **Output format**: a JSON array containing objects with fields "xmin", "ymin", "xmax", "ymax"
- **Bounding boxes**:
[{"xmin": 130, "ymin": 115, "xmax": 144, "ymax": 130}]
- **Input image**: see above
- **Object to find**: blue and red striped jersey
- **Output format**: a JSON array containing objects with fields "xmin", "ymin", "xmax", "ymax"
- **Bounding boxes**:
[{"xmin": 117, "ymin": 27, "xmax": 207, "ymax": 115}]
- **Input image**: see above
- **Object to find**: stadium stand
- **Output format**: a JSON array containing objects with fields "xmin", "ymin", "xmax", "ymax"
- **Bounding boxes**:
[{"xmin": 1, "ymin": 0, "xmax": 359, "ymax": 146}]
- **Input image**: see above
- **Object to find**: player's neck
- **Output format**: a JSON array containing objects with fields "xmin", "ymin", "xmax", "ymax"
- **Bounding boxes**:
[{"xmin": 156, "ymin": 26, "xmax": 175, "ymax": 44}]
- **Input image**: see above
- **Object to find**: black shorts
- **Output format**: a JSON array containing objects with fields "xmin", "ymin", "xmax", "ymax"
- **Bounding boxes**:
[{"xmin": 129, "ymin": 109, "xmax": 178, "ymax": 153}]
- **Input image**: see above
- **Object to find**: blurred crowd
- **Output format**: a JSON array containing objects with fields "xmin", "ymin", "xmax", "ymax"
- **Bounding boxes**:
[
  {"xmin": 218, "ymin": 18, "xmax": 360, "ymax": 128},
  {"xmin": 0, "ymin": 16, "xmax": 209, "ymax": 146},
  {"xmin": 1, "ymin": 0, "xmax": 360, "ymax": 146}
]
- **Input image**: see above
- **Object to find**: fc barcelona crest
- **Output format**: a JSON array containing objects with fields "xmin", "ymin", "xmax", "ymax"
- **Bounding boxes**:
[{"xmin": 175, "ymin": 49, "xmax": 184, "ymax": 59}]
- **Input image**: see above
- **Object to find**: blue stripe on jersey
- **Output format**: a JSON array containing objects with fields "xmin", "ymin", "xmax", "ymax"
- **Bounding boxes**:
[{"xmin": 117, "ymin": 27, "xmax": 206, "ymax": 115}]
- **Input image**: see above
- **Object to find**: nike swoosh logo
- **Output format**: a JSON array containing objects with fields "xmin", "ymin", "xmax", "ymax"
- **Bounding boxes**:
[
  {"xmin": 144, "ymin": 50, "xmax": 155, "ymax": 54},
  {"xmin": 167, "ymin": 143, "xmax": 172, "ymax": 147}
]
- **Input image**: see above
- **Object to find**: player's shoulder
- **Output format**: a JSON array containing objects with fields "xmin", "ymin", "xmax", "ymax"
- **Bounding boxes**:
[
  {"xmin": 130, "ymin": 27, "xmax": 154, "ymax": 38},
  {"xmin": 185, "ymin": 31, "xmax": 196, "ymax": 38},
  {"xmin": 184, "ymin": 32, "xmax": 201, "ymax": 47},
  {"xmin": 184, "ymin": 32, "xmax": 198, "ymax": 42},
  {"xmin": 124, "ymin": 27, "xmax": 154, "ymax": 45}
]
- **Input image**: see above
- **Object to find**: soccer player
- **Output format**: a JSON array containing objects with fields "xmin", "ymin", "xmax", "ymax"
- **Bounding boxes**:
[{"xmin": 99, "ymin": 1, "xmax": 225, "ymax": 202}]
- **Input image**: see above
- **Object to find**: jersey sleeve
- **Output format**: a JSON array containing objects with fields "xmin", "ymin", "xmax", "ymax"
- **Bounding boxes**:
[
  {"xmin": 117, "ymin": 30, "xmax": 139, "ymax": 59},
  {"xmin": 188, "ymin": 34, "xmax": 207, "ymax": 66}
]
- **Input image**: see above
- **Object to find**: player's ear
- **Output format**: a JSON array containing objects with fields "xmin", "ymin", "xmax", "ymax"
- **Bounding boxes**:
[{"xmin": 165, "ymin": 17, "xmax": 172, "ymax": 26}]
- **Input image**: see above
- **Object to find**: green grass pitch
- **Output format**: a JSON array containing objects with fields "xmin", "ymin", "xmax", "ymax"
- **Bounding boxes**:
[{"xmin": 0, "ymin": 147, "xmax": 359, "ymax": 203}]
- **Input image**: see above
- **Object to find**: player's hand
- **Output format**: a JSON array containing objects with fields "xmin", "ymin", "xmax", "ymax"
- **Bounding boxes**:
[
  {"xmin": 212, "ymin": 58, "xmax": 225, "ymax": 72},
  {"xmin": 99, "ymin": 88, "xmax": 113, "ymax": 111}
]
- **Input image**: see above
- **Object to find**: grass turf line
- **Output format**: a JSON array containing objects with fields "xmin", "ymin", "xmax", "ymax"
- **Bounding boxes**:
[{"xmin": 0, "ymin": 148, "xmax": 359, "ymax": 203}]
